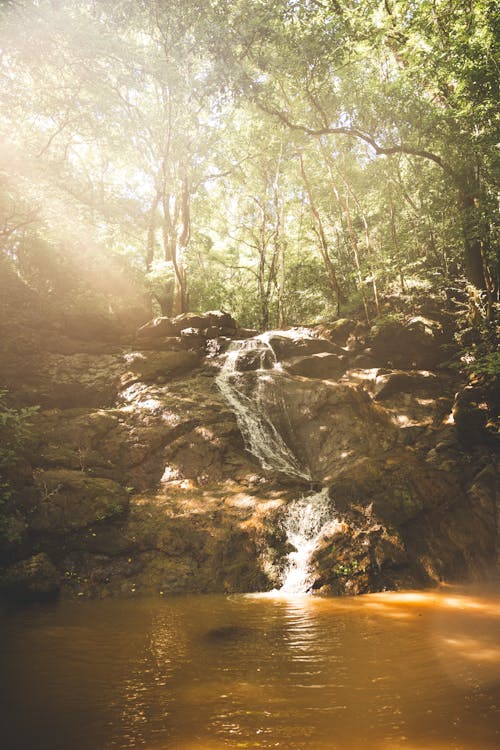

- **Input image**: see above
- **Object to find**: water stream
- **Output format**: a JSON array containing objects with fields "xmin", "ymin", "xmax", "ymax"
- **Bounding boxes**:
[
  {"xmin": 217, "ymin": 336, "xmax": 336, "ymax": 593},
  {"xmin": 216, "ymin": 336, "xmax": 310, "ymax": 481},
  {"xmin": 279, "ymin": 488, "xmax": 339, "ymax": 594}
]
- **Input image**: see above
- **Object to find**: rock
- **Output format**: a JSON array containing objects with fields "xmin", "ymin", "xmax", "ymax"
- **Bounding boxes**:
[
  {"xmin": 204, "ymin": 310, "xmax": 238, "ymax": 329},
  {"xmin": 402, "ymin": 488, "xmax": 497, "ymax": 583},
  {"xmin": 453, "ymin": 378, "xmax": 500, "ymax": 447},
  {"xmin": 0, "ymin": 553, "xmax": 59, "ymax": 600},
  {"xmin": 351, "ymin": 352, "xmax": 378, "ymax": 369},
  {"xmin": 137, "ymin": 312, "xmax": 238, "ymax": 344},
  {"xmin": 321, "ymin": 318, "xmax": 357, "ymax": 346},
  {"xmin": 369, "ymin": 315, "xmax": 447, "ymax": 369},
  {"xmin": 328, "ymin": 451, "xmax": 463, "ymax": 526},
  {"xmin": 136, "ymin": 317, "xmax": 178, "ymax": 340},
  {"xmin": 172, "ymin": 310, "xmax": 238, "ymax": 333},
  {"xmin": 312, "ymin": 524, "xmax": 412, "ymax": 595},
  {"xmin": 341, "ymin": 367, "xmax": 379, "ymax": 393},
  {"xmin": 0, "ymin": 352, "xmax": 124, "ymax": 408},
  {"xmin": 230, "ymin": 370, "xmax": 397, "ymax": 482},
  {"xmin": 204, "ymin": 326, "xmax": 228, "ymax": 338},
  {"xmin": 468, "ymin": 464, "xmax": 498, "ymax": 524},
  {"xmin": 134, "ymin": 336, "xmax": 185, "ymax": 351},
  {"xmin": 121, "ymin": 350, "xmax": 201, "ymax": 384},
  {"xmin": 235, "ymin": 328, "xmax": 259, "ymax": 339},
  {"xmin": 234, "ymin": 348, "xmax": 275, "ymax": 372},
  {"xmin": 179, "ymin": 328, "xmax": 208, "ymax": 350},
  {"xmin": 265, "ymin": 332, "xmax": 345, "ymax": 360},
  {"xmin": 2, "ymin": 282, "xmax": 498, "ymax": 599},
  {"xmin": 31, "ymin": 470, "xmax": 129, "ymax": 532},
  {"xmin": 282, "ymin": 352, "xmax": 347, "ymax": 379},
  {"xmin": 373, "ymin": 370, "xmax": 439, "ymax": 400}
]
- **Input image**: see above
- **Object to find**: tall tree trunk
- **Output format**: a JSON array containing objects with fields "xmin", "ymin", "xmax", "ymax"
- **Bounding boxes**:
[
  {"xmin": 298, "ymin": 152, "xmax": 344, "ymax": 313},
  {"xmin": 387, "ymin": 185, "xmax": 405, "ymax": 293},
  {"xmin": 171, "ymin": 174, "xmax": 190, "ymax": 314},
  {"xmin": 460, "ymin": 189, "xmax": 487, "ymax": 290},
  {"xmin": 146, "ymin": 192, "xmax": 160, "ymax": 272},
  {"xmin": 318, "ymin": 141, "xmax": 373, "ymax": 320}
]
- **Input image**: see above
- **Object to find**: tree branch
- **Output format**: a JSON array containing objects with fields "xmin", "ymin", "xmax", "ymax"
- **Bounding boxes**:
[{"xmin": 257, "ymin": 101, "xmax": 457, "ymax": 179}]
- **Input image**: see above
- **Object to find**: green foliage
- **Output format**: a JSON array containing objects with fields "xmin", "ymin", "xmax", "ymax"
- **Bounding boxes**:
[
  {"xmin": 370, "ymin": 312, "xmax": 406, "ymax": 335},
  {"xmin": 453, "ymin": 283, "xmax": 499, "ymax": 378},
  {"xmin": 469, "ymin": 352, "xmax": 500, "ymax": 378},
  {"xmin": 0, "ymin": 389, "xmax": 38, "ymax": 541},
  {"xmin": 0, "ymin": 0, "xmax": 497, "ymax": 326}
]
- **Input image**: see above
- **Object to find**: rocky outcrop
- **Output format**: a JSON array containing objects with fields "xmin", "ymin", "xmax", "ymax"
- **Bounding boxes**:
[
  {"xmin": 453, "ymin": 376, "xmax": 500, "ymax": 447},
  {"xmin": 30, "ymin": 471, "xmax": 129, "ymax": 532},
  {"xmin": 0, "ymin": 298, "xmax": 498, "ymax": 601},
  {"xmin": 367, "ymin": 315, "xmax": 450, "ymax": 369},
  {"xmin": 282, "ymin": 352, "xmax": 347, "ymax": 379}
]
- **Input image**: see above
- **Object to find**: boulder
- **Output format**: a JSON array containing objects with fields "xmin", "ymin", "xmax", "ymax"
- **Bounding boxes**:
[
  {"xmin": 369, "ymin": 315, "xmax": 447, "ymax": 369},
  {"xmin": 31, "ymin": 470, "xmax": 129, "ymax": 532},
  {"xmin": 453, "ymin": 378, "xmax": 500, "ymax": 447},
  {"xmin": 351, "ymin": 352, "xmax": 378, "ymax": 369},
  {"xmin": 265, "ymin": 332, "xmax": 345, "ymax": 360},
  {"xmin": 373, "ymin": 370, "xmax": 440, "ymax": 400},
  {"xmin": 233, "ymin": 348, "xmax": 275, "ymax": 372},
  {"xmin": 179, "ymin": 328, "xmax": 208, "ymax": 350},
  {"xmin": 121, "ymin": 350, "xmax": 201, "ymax": 384},
  {"xmin": 282, "ymin": 352, "xmax": 347, "ymax": 379},
  {"xmin": 320, "ymin": 318, "xmax": 357, "ymax": 346},
  {"xmin": 204, "ymin": 310, "xmax": 238, "ymax": 329},
  {"xmin": 235, "ymin": 328, "xmax": 259, "ymax": 339},
  {"xmin": 312, "ymin": 523, "xmax": 412, "ymax": 595},
  {"xmin": 172, "ymin": 310, "xmax": 238, "ymax": 333},
  {"xmin": 136, "ymin": 317, "xmax": 178, "ymax": 340},
  {"xmin": 0, "ymin": 553, "xmax": 59, "ymax": 600},
  {"xmin": 0, "ymin": 352, "xmax": 124, "ymax": 408}
]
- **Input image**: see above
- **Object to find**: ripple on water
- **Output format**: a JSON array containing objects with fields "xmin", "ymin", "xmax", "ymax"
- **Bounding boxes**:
[{"xmin": 1, "ymin": 588, "xmax": 500, "ymax": 750}]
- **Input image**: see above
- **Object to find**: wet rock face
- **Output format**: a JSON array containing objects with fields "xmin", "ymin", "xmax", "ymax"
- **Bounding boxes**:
[
  {"xmin": 1, "ymin": 300, "xmax": 498, "ymax": 600},
  {"xmin": 225, "ymin": 368, "xmax": 397, "ymax": 483}
]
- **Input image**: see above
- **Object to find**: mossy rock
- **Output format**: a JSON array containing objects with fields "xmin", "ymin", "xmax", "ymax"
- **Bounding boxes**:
[
  {"xmin": 31, "ymin": 470, "xmax": 129, "ymax": 532},
  {"xmin": 0, "ymin": 553, "xmax": 59, "ymax": 600}
]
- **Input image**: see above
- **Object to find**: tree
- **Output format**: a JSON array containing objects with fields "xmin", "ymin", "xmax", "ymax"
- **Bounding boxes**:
[{"xmin": 217, "ymin": 0, "xmax": 498, "ymax": 295}]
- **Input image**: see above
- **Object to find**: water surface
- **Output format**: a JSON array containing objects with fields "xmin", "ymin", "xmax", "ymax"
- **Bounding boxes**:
[{"xmin": 1, "ymin": 587, "xmax": 499, "ymax": 749}]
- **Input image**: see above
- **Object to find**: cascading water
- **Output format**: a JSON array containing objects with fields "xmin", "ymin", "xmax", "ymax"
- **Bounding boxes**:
[
  {"xmin": 279, "ymin": 488, "xmax": 338, "ymax": 593},
  {"xmin": 217, "ymin": 335, "xmax": 338, "ymax": 594},
  {"xmin": 216, "ymin": 337, "xmax": 310, "ymax": 481}
]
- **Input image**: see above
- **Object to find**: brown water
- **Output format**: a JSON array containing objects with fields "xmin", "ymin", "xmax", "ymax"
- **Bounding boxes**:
[{"xmin": 1, "ymin": 587, "xmax": 499, "ymax": 750}]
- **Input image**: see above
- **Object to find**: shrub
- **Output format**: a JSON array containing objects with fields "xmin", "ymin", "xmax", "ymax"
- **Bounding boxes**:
[{"xmin": 0, "ymin": 390, "xmax": 38, "ymax": 541}]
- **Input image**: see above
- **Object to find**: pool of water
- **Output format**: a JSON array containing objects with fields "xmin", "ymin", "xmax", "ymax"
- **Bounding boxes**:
[{"xmin": 1, "ymin": 586, "xmax": 499, "ymax": 749}]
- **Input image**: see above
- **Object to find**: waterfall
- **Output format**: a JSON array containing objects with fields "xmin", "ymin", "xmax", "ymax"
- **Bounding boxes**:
[
  {"xmin": 280, "ymin": 488, "xmax": 337, "ymax": 594},
  {"xmin": 217, "ymin": 335, "xmax": 339, "ymax": 594},
  {"xmin": 216, "ymin": 337, "xmax": 311, "ymax": 481}
]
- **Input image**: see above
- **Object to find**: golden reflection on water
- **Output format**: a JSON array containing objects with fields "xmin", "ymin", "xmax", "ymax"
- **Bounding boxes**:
[{"xmin": 1, "ymin": 585, "xmax": 499, "ymax": 750}]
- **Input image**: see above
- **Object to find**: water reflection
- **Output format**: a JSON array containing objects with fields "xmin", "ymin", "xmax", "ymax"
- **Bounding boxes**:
[{"xmin": 1, "ymin": 586, "xmax": 499, "ymax": 749}]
